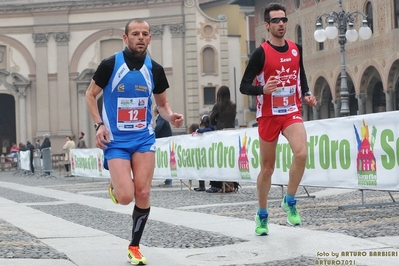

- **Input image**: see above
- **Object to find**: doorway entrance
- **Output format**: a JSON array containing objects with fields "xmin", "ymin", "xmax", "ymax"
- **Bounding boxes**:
[{"xmin": 0, "ymin": 93, "xmax": 16, "ymax": 155}]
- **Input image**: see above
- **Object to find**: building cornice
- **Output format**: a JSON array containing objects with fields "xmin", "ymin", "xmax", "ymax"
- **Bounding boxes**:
[{"xmin": 0, "ymin": 0, "xmax": 181, "ymax": 14}]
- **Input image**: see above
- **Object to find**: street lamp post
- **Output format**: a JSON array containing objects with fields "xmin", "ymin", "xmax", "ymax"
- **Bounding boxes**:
[{"xmin": 313, "ymin": 0, "xmax": 372, "ymax": 116}]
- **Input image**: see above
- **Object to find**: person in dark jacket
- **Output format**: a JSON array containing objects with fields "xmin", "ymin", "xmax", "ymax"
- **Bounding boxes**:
[
  {"xmin": 77, "ymin": 131, "xmax": 87, "ymax": 148},
  {"xmin": 26, "ymin": 140, "xmax": 35, "ymax": 173},
  {"xmin": 40, "ymin": 134, "xmax": 51, "ymax": 150},
  {"xmin": 154, "ymin": 106, "xmax": 173, "ymax": 186},
  {"xmin": 210, "ymin": 85, "xmax": 237, "ymax": 130},
  {"xmin": 154, "ymin": 106, "xmax": 172, "ymax": 138},
  {"xmin": 40, "ymin": 134, "xmax": 51, "ymax": 175}
]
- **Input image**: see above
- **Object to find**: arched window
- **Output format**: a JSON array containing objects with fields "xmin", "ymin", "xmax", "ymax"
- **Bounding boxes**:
[
  {"xmin": 0, "ymin": 45, "xmax": 7, "ymax": 70},
  {"xmin": 296, "ymin": 25, "xmax": 302, "ymax": 46},
  {"xmin": 295, "ymin": 0, "xmax": 300, "ymax": 9},
  {"xmin": 365, "ymin": 2, "xmax": 373, "ymax": 32},
  {"xmin": 316, "ymin": 21, "xmax": 324, "ymax": 51},
  {"xmin": 372, "ymin": 82, "xmax": 386, "ymax": 113},
  {"xmin": 395, "ymin": 0, "xmax": 399, "ymax": 28},
  {"xmin": 202, "ymin": 46, "xmax": 217, "ymax": 75}
]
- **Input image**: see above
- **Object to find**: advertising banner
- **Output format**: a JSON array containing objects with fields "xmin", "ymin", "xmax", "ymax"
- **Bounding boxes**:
[{"xmin": 70, "ymin": 111, "xmax": 399, "ymax": 191}]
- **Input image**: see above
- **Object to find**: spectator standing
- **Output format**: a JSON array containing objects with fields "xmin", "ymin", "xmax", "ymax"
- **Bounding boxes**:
[
  {"xmin": 40, "ymin": 134, "xmax": 51, "ymax": 175},
  {"xmin": 26, "ymin": 140, "xmax": 35, "ymax": 173},
  {"xmin": 154, "ymin": 106, "xmax": 173, "ymax": 187},
  {"xmin": 77, "ymin": 132, "xmax": 87, "ymax": 148},
  {"xmin": 18, "ymin": 142, "xmax": 27, "ymax": 151},
  {"xmin": 10, "ymin": 143, "xmax": 19, "ymax": 154},
  {"xmin": 35, "ymin": 139, "xmax": 41, "ymax": 149},
  {"xmin": 40, "ymin": 134, "xmax": 51, "ymax": 150},
  {"xmin": 63, "ymin": 136, "xmax": 76, "ymax": 177},
  {"xmin": 239, "ymin": 3, "xmax": 317, "ymax": 235},
  {"xmin": 85, "ymin": 18, "xmax": 183, "ymax": 265},
  {"xmin": 206, "ymin": 85, "xmax": 237, "ymax": 193}
]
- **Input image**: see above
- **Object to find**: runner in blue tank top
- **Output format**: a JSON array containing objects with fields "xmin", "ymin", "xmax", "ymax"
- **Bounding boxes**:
[{"xmin": 86, "ymin": 18, "xmax": 184, "ymax": 265}]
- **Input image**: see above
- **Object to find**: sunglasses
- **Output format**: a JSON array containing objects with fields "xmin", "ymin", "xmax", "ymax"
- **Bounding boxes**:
[{"xmin": 267, "ymin": 17, "xmax": 288, "ymax": 24}]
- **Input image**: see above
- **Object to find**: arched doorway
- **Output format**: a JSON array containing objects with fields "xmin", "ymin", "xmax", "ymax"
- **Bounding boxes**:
[
  {"xmin": 387, "ymin": 59, "xmax": 399, "ymax": 111},
  {"xmin": 396, "ymin": 79, "xmax": 399, "ymax": 110},
  {"xmin": 360, "ymin": 66, "xmax": 382, "ymax": 114},
  {"xmin": 0, "ymin": 94, "xmax": 16, "ymax": 155},
  {"xmin": 372, "ymin": 81, "xmax": 386, "ymax": 113}
]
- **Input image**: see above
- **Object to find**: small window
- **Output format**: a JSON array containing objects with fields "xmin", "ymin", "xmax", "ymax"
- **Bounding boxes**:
[
  {"xmin": 296, "ymin": 25, "xmax": 302, "ymax": 46},
  {"xmin": 395, "ymin": 0, "xmax": 399, "ymax": 28},
  {"xmin": 202, "ymin": 47, "xmax": 216, "ymax": 74},
  {"xmin": 0, "ymin": 45, "xmax": 7, "ymax": 69},
  {"xmin": 366, "ymin": 2, "xmax": 373, "ymax": 32},
  {"xmin": 204, "ymin": 86, "xmax": 216, "ymax": 105},
  {"xmin": 316, "ymin": 21, "xmax": 324, "ymax": 51},
  {"xmin": 248, "ymin": 40, "xmax": 256, "ymax": 56},
  {"xmin": 318, "ymin": 42, "xmax": 324, "ymax": 51},
  {"xmin": 295, "ymin": 0, "xmax": 300, "ymax": 9}
]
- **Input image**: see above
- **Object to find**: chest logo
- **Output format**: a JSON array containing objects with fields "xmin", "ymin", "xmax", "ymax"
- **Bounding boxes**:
[
  {"xmin": 118, "ymin": 84, "xmax": 125, "ymax": 92},
  {"xmin": 275, "ymin": 66, "xmax": 297, "ymax": 87},
  {"xmin": 280, "ymin": 58, "xmax": 292, "ymax": 63},
  {"xmin": 135, "ymin": 85, "xmax": 148, "ymax": 92}
]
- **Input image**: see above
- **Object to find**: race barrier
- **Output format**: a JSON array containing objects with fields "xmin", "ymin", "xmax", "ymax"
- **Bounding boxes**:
[
  {"xmin": 17, "ymin": 148, "xmax": 56, "ymax": 178},
  {"xmin": 69, "ymin": 111, "xmax": 399, "ymax": 192}
]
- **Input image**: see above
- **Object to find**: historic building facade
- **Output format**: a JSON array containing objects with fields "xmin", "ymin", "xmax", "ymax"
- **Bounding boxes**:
[
  {"xmin": 0, "ymin": 0, "xmax": 247, "ymax": 153},
  {"xmin": 234, "ymin": 0, "xmax": 399, "ymax": 121}
]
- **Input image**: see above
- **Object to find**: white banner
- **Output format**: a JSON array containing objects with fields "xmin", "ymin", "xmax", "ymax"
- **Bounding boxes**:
[
  {"xmin": 19, "ymin": 150, "xmax": 31, "ymax": 171},
  {"xmin": 70, "ymin": 111, "xmax": 399, "ymax": 191},
  {"xmin": 69, "ymin": 148, "xmax": 110, "ymax": 178}
]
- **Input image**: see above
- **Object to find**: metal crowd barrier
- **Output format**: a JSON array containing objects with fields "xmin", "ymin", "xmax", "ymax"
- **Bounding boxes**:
[{"xmin": 41, "ymin": 147, "xmax": 57, "ymax": 179}]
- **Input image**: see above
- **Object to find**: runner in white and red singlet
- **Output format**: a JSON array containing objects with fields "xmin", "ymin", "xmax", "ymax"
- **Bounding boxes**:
[{"xmin": 240, "ymin": 3, "xmax": 317, "ymax": 236}]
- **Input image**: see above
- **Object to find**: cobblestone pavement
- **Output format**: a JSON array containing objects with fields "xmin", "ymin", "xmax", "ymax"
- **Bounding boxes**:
[{"xmin": 0, "ymin": 171, "xmax": 398, "ymax": 265}]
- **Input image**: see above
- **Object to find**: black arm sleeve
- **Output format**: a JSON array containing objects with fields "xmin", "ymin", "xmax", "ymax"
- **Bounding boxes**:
[
  {"xmin": 92, "ymin": 56, "xmax": 115, "ymax": 89},
  {"xmin": 239, "ymin": 46, "xmax": 265, "ymax": 96},
  {"xmin": 297, "ymin": 44, "xmax": 310, "ymax": 97}
]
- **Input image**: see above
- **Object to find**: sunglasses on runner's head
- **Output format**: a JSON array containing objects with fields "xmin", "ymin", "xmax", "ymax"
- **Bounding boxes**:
[{"xmin": 267, "ymin": 17, "xmax": 288, "ymax": 24}]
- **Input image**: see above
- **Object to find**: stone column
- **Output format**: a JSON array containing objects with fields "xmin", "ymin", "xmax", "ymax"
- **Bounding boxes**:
[
  {"xmin": 184, "ymin": 0, "xmax": 200, "ymax": 123},
  {"xmin": 169, "ymin": 23, "xmax": 186, "ymax": 131},
  {"xmin": 32, "ymin": 33, "xmax": 50, "ymax": 136},
  {"xmin": 333, "ymin": 99, "xmax": 340, "ymax": 118},
  {"xmin": 17, "ymin": 87, "xmax": 27, "ymax": 142},
  {"xmin": 75, "ymin": 69, "xmax": 94, "ymax": 145},
  {"xmin": 313, "ymin": 103, "xmax": 321, "ymax": 120},
  {"xmin": 357, "ymin": 94, "xmax": 367, "ymax": 115},
  {"xmin": 302, "ymin": 100, "xmax": 309, "ymax": 121},
  {"xmin": 54, "ymin": 32, "xmax": 72, "ymax": 136},
  {"xmin": 76, "ymin": 81, "xmax": 90, "ymax": 142},
  {"xmin": 385, "ymin": 90, "xmax": 394, "ymax": 111},
  {"xmin": 151, "ymin": 25, "xmax": 163, "ymax": 63},
  {"xmin": 12, "ymin": 73, "xmax": 31, "ymax": 143}
]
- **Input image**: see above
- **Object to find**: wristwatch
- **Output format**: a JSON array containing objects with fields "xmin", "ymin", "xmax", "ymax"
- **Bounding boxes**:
[
  {"xmin": 94, "ymin": 122, "xmax": 104, "ymax": 131},
  {"xmin": 305, "ymin": 91, "xmax": 312, "ymax": 96}
]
